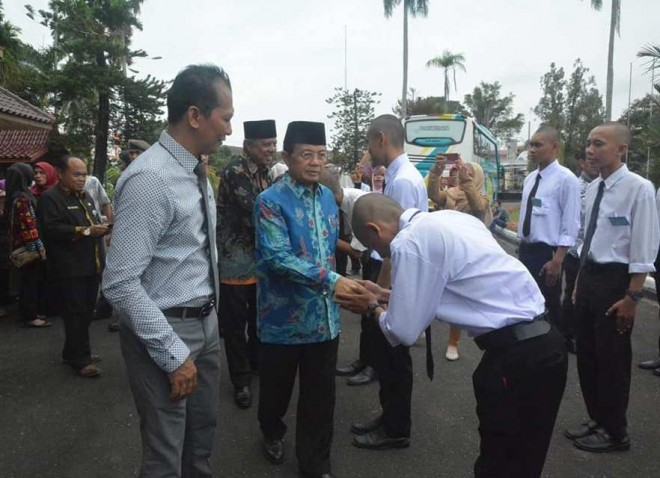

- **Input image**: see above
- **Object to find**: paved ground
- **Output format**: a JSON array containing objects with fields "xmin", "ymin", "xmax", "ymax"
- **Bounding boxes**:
[{"xmin": 1, "ymin": 239, "xmax": 660, "ymax": 477}]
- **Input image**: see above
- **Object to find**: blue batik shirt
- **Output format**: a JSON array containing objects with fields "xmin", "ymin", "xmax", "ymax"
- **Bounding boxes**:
[{"xmin": 254, "ymin": 172, "xmax": 341, "ymax": 345}]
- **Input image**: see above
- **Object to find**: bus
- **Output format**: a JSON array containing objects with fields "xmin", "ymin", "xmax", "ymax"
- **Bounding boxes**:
[{"xmin": 403, "ymin": 114, "xmax": 500, "ymax": 201}]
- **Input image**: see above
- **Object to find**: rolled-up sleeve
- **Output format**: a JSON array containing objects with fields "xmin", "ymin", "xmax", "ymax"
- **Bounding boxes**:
[
  {"xmin": 102, "ymin": 171, "xmax": 190, "ymax": 372},
  {"xmin": 629, "ymin": 182, "xmax": 660, "ymax": 274}
]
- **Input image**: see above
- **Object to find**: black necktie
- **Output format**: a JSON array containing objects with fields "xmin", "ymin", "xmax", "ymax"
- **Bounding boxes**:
[
  {"xmin": 522, "ymin": 174, "xmax": 542, "ymax": 238},
  {"xmin": 580, "ymin": 181, "xmax": 605, "ymax": 268},
  {"xmin": 194, "ymin": 162, "xmax": 219, "ymax": 306}
]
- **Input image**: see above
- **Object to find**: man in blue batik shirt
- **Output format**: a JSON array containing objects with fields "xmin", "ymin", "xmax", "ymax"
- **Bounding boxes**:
[{"xmin": 254, "ymin": 121, "xmax": 361, "ymax": 478}]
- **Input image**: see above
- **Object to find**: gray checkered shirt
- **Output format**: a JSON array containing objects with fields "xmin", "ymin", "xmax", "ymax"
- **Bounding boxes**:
[{"xmin": 103, "ymin": 131, "xmax": 216, "ymax": 372}]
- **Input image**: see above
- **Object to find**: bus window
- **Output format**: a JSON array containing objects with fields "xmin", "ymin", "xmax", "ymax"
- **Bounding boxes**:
[{"xmin": 405, "ymin": 118, "xmax": 466, "ymax": 146}]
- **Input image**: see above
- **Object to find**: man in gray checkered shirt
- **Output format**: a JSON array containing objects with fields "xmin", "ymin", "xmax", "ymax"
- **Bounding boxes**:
[{"xmin": 103, "ymin": 64, "xmax": 233, "ymax": 477}]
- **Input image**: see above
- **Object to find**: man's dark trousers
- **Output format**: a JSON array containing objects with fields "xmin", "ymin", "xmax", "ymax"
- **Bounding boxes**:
[
  {"xmin": 219, "ymin": 283, "xmax": 259, "ymax": 389},
  {"xmin": 473, "ymin": 326, "xmax": 567, "ymax": 478},
  {"xmin": 258, "ymin": 337, "xmax": 339, "ymax": 476},
  {"xmin": 575, "ymin": 262, "xmax": 632, "ymax": 441},
  {"xmin": 58, "ymin": 275, "xmax": 99, "ymax": 369},
  {"xmin": 358, "ymin": 257, "xmax": 382, "ymax": 369},
  {"xmin": 519, "ymin": 242, "xmax": 564, "ymax": 338},
  {"xmin": 561, "ymin": 253, "xmax": 580, "ymax": 342}
]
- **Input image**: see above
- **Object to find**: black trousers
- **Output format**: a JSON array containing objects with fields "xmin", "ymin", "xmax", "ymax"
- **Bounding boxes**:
[
  {"xmin": 18, "ymin": 260, "xmax": 48, "ymax": 322},
  {"xmin": 58, "ymin": 275, "xmax": 99, "ymax": 369},
  {"xmin": 335, "ymin": 249, "xmax": 348, "ymax": 277},
  {"xmin": 575, "ymin": 262, "xmax": 631, "ymax": 440},
  {"xmin": 561, "ymin": 253, "xmax": 580, "ymax": 341},
  {"xmin": 358, "ymin": 257, "xmax": 382, "ymax": 368},
  {"xmin": 219, "ymin": 283, "xmax": 259, "ymax": 389},
  {"xmin": 258, "ymin": 337, "xmax": 338, "ymax": 475},
  {"xmin": 519, "ymin": 242, "xmax": 564, "ymax": 338},
  {"xmin": 654, "ymin": 249, "xmax": 660, "ymax": 356},
  {"xmin": 473, "ymin": 326, "xmax": 567, "ymax": 478}
]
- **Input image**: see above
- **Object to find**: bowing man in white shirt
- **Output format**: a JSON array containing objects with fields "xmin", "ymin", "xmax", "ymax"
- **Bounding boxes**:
[
  {"xmin": 565, "ymin": 122, "xmax": 660, "ymax": 454},
  {"xmin": 336, "ymin": 194, "xmax": 567, "ymax": 478},
  {"xmin": 518, "ymin": 126, "xmax": 580, "ymax": 348}
]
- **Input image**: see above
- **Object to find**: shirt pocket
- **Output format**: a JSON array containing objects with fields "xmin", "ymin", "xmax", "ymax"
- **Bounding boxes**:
[{"xmin": 531, "ymin": 190, "xmax": 558, "ymax": 217}]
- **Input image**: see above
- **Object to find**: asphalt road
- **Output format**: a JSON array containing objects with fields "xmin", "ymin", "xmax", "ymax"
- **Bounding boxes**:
[{"xmin": 1, "ymin": 239, "xmax": 659, "ymax": 477}]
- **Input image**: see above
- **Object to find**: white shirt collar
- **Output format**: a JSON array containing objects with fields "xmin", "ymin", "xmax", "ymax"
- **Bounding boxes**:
[
  {"xmin": 385, "ymin": 152, "xmax": 408, "ymax": 183},
  {"xmin": 602, "ymin": 163, "xmax": 628, "ymax": 190},
  {"xmin": 537, "ymin": 158, "xmax": 560, "ymax": 178},
  {"xmin": 399, "ymin": 208, "xmax": 422, "ymax": 230}
]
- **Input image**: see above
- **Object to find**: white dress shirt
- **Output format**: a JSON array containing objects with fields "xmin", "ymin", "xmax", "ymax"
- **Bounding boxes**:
[
  {"xmin": 379, "ymin": 209, "xmax": 546, "ymax": 347},
  {"xmin": 568, "ymin": 173, "xmax": 595, "ymax": 258},
  {"xmin": 341, "ymin": 187, "xmax": 369, "ymax": 252},
  {"xmin": 517, "ymin": 159, "xmax": 580, "ymax": 247},
  {"xmin": 578, "ymin": 164, "xmax": 659, "ymax": 273},
  {"xmin": 372, "ymin": 153, "xmax": 429, "ymax": 261}
]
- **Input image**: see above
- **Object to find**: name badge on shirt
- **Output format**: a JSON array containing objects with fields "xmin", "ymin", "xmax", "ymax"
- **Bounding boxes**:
[
  {"xmin": 532, "ymin": 198, "xmax": 542, "ymax": 207},
  {"xmin": 608, "ymin": 216, "xmax": 629, "ymax": 226},
  {"xmin": 67, "ymin": 206, "xmax": 80, "ymax": 210}
]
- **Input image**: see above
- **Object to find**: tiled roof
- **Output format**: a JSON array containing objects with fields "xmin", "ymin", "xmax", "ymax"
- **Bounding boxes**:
[
  {"xmin": 0, "ymin": 86, "xmax": 54, "ymax": 125},
  {"xmin": 0, "ymin": 129, "xmax": 52, "ymax": 162}
]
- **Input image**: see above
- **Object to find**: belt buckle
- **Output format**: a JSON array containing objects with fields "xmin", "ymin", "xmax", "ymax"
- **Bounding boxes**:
[{"xmin": 199, "ymin": 300, "xmax": 215, "ymax": 318}]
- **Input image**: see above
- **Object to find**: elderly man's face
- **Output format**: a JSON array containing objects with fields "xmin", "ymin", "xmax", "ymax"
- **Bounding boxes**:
[
  {"xmin": 246, "ymin": 138, "xmax": 277, "ymax": 167},
  {"xmin": 284, "ymin": 144, "xmax": 327, "ymax": 187}
]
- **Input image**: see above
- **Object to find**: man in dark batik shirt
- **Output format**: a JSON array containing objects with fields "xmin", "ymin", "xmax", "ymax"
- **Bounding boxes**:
[{"xmin": 216, "ymin": 119, "xmax": 276, "ymax": 409}]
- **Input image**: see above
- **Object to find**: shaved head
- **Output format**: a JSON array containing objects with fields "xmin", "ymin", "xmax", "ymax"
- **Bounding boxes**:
[
  {"xmin": 367, "ymin": 114, "xmax": 404, "ymax": 149},
  {"xmin": 534, "ymin": 125, "xmax": 560, "ymax": 144},
  {"xmin": 352, "ymin": 194, "xmax": 403, "ymax": 238},
  {"xmin": 594, "ymin": 121, "xmax": 631, "ymax": 146}
]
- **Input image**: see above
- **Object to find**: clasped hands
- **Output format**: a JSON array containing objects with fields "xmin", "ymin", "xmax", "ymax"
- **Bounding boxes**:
[{"xmin": 334, "ymin": 277, "xmax": 390, "ymax": 315}]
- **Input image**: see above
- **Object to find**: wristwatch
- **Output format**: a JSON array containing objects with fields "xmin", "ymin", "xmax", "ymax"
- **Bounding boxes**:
[
  {"xmin": 83, "ymin": 227, "xmax": 91, "ymax": 236},
  {"xmin": 626, "ymin": 289, "xmax": 643, "ymax": 302},
  {"xmin": 366, "ymin": 303, "xmax": 381, "ymax": 320}
]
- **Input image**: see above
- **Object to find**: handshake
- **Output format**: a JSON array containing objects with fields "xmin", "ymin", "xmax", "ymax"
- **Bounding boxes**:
[{"xmin": 334, "ymin": 277, "xmax": 391, "ymax": 315}]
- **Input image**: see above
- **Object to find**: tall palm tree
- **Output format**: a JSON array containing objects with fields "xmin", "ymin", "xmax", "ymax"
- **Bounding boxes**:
[
  {"xmin": 585, "ymin": 0, "xmax": 621, "ymax": 120},
  {"xmin": 425, "ymin": 50, "xmax": 466, "ymax": 105},
  {"xmin": 638, "ymin": 44, "xmax": 660, "ymax": 93},
  {"xmin": 383, "ymin": 0, "xmax": 429, "ymax": 118}
]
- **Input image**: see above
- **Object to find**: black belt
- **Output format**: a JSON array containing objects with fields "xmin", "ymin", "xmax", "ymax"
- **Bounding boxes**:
[
  {"xmin": 582, "ymin": 260, "xmax": 628, "ymax": 274},
  {"xmin": 474, "ymin": 312, "xmax": 550, "ymax": 351},
  {"xmin": 162, "ymin": 301, "xmax": 215, "ymax": 319},
  {"xmin": 519, "ymin": 241, "xmax": 556, "ymax": 252}
]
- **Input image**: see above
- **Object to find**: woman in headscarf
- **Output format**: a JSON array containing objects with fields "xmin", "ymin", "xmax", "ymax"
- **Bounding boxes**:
[
  {"xmin": 5, "ymin": 163, "xmax": 50, "ymax": 328},
  {"xmin": 427, "ymin": 154, "xmax": 491, "ymax": 360},
  {"xmin": 31, "ymin": 162, "xmax": 58, "ymax": 198}
]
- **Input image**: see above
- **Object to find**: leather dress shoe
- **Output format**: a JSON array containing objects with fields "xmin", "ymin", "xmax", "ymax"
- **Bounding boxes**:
[
  {"xmin": 347, "ymin": 366, "xmax": 376, "ymax": 386},
  {"xmin": 350, "ymin": 415, "xmax": 382, "ymax": 435},
  {"xmin": 638, "ymin": 357, "xmax": 660, "ymax": 370},
  {"xmin": 352, "ymin": 425, "xmax": 410, "ymax": 450},
  {"xmin": 263, "ymin": 437, "xmax": 284, "ymax": 464},
  {"xmin": 653, "ymin": 367, "xmax": 660, "ymax": 377},
  {"xmin": 573, "ymin": 428, "xmax": 630, "ymax": 452},
  {"xmin": 234, "ymin": 386, "xmax": 252, "ymax": 409},
  {"xmin": 564, "ymin": 419, "xmax": 598, "ymax": 440},
  {"xmin": 336, "ymin": 359, "xmax": 364, "ymax": 376}
]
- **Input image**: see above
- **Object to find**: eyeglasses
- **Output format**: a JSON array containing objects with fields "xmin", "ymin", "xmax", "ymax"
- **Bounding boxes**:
[{"xmin": 297, "ymin": 151, "xmax": 328, "ymax": 162}]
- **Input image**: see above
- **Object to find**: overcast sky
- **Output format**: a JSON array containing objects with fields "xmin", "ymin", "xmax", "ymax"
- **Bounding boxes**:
[{"xmin": 5, "ymin": 0, "xmax": 660, "ymax": 147}]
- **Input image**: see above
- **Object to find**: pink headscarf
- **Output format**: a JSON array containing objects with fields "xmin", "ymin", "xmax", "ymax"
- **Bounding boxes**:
[{"xmin": 31, "ymin": 162, "xmax": 59, "ymax": 197}]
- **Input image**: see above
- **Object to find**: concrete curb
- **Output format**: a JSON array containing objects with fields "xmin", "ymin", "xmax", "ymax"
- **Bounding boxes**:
[{"xmin": 493, "ymin": 226, "xmax": 657, "ymax": 299}]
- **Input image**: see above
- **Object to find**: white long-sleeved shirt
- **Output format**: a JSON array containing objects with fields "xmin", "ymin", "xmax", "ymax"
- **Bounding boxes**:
[
  {"xmin": 578, "ymin": 164, "xmax": 659, "ymax": 273},
  {"xmin": 379, "ymin": 209, "xmax": 546, "ymax": 347},
  {"xmin": 517, "ymin": 159, "xmax": 580, "ymax": 247},
  {"xmin": 341, "ymin": 187, "xmax": 369, "ymax": 252}
]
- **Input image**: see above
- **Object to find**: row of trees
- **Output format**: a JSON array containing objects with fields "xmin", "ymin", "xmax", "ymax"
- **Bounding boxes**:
[{"xmin": 0, "ymin": 1, "xmax": 166, "ymax": 183}]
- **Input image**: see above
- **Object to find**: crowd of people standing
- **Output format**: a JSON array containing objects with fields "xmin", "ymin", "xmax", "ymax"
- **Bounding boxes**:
[{"xmin": 1, "ymin": 62, "xmax": 660, "ymax": 478}]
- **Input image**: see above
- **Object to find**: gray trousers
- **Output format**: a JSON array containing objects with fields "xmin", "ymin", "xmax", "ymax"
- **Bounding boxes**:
[{"xmin": 120, "ymin": 311, "xmax": 221, "ymax": 478}]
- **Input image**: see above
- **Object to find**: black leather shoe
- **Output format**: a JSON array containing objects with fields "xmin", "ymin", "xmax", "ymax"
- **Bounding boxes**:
[
  {"xmin": 234, "ymin": 386, "xmax": 252, "ymax": 409},
  {"xmin": 352, "ymin": 425, "xmax": 410, "ymax": 450},
  {"xmin": 564, "ymin": 419, "xmax": 598, "ymax": 440},
  {"xmin": 638, "ymin": 357, "xmax": 660, "ymax": 370},
  {"xmin": 574, "ymin": 428, "xmax": 630, "ymax": 452},
  {"xmin": 299, "ymin": 470, "xmax": 332, "ymax": 478},
  {"xmin": 347, "ymin": 366, "xmax": 377, "ymax": 386},
  {"xmin": 263, "ymin": 437, "xmax": 284, "ymax": 464},
  {"xmin": 653, "ymin": 367, "xmax": 660, "ymax": 377},
  {"xmin": 336, "ymin": 359, "xmax": 364, "ymax": 376},
  {"xmin": 350, "ymin": 415, "xmax": 382, "ymax": 435}
]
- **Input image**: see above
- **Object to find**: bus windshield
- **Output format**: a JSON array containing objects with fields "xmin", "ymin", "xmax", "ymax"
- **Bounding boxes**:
[{"xmin": 405, "ymin": 119, "xmax": 466, "ymax": 146}]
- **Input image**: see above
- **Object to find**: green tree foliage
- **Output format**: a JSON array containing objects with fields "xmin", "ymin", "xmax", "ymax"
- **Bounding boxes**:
[
  {"xmin": 382, "ymin": 0, "xmax": 429, "ymax": 118},
  {"xmin": 638, "ymin": 44, "xmax": 660, "ymax": 94},
  {"xmin": 462, "ymin": 81, "xmax": 524, "ymax": 141},
  {"xmin": 425, "ymin": 50, "xmax": 466, "ymax": 103},
  {"xmin": 393, "ymin": 91, "xmax": 461, "ymax": 116},
  {"xmin": 620, "ymin": 94, "xmax": 660, "ymax": 182},
  {"xmin": 326, "ymin": 87, "xmax": 381, "ymax": 170},
  {"xmin": 27, "ymin": 0, "xmax": 147, "ymax": 182},
  {"xmin": 534, "ymin": 59, "xmax": 604, "ymax": 170},
  {"xmin": 111, "ymin": 74, "xmax": 166, "ymax": 145}
]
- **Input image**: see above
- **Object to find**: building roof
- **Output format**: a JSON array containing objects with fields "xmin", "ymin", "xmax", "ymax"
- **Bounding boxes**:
[
  {"xmin": 0, "ymin": 86, "xmax": 54, "ymax": 126},
  {"xmin": 0, "ymin": 129, "xmax": 52, "ymax": 163}
]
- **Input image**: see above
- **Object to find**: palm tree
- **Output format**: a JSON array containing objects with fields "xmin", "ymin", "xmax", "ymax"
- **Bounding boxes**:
[
  {"xmin": 425, "ymin": 50, "xmax": 466, "ymax": 105},
  {"xmin": 585, "ymin": 0, "xmax": 621, "ymax": 120},
  {"xmin": 383, "ymin": 0, "xmax": 429, "ymax": 118},
  {"xmin": 638, "ymin": 44, "xmax": 660, "ymax": 93}
]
